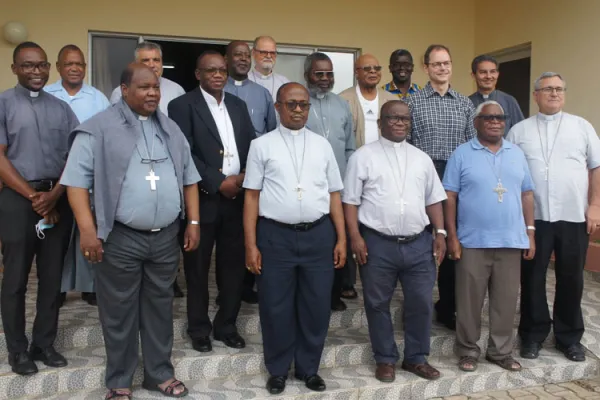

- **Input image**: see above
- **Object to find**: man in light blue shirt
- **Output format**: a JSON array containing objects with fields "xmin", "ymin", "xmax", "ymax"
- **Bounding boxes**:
[
  {"xmin": 44, "ymin": 44, "xmax": 110, "ymax": 307},
  {"xmin": 443, "ymin": 100, "xmax": 535, "ymax": 373}
]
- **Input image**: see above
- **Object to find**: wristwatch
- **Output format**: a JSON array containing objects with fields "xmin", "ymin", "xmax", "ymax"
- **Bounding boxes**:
[
  {"xmin": 189, "ymin": 220, "xmax": 200, "ymax": 225},
  {"xmin": 435, "ymin": 228, "xmax": 447, "ymax": 238},
  {"xmin": 526, "ymin": 225, "xmax": 536, "ymax": 231}
]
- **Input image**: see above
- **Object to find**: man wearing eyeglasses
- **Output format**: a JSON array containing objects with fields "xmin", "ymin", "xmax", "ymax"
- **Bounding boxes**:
[
  {"xmin": 343, "ymin": 100, "xmax": 446, "ymax": 382},
  {"xmin": 168, "ymin": 51, "xmax": 256, "ymax": 354},
  {"xmin": 405, "ymin": 44, "xmax": 476, "ymax": 331},
  {"xmin": 45, "ymin": 44, "xmax": 110, "ymax": 308},
  {"xmin": 444, "ymin": 101, "xmax": 535, "ymax": 373},
  {"xmin": 507, "ymin": 72, "xmax": 600, "ymax": 362},
  {"xmin": 382, "ymin": 49, "xmax": 421, "ymax": 99},
  {"xmin": 0, "ymin": 41, "xmax": 79, "ymax": 376},
  {"xmin": 243, "ymin": 82, "xmax": 346, "ymax": 394},
  {"xmin": 304, "ymin": 52, "xmax": 355, "ymax": 312},
  {"xmin": 248, "ymin": 36, "xmax": 290, "ymax": 100}
]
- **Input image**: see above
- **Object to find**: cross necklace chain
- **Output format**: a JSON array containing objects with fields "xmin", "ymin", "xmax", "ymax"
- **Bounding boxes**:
[
  {"xmin": 380, "ymin": 141, "xmax": 409, "ymax": 216},
  {"xmin": 139, "ymin": 119, "xmax": 160, "ymax": 191},
  {"xmin": 252, "ymin": 70, "xmax": 276, "ymax": 98},
  {"xmin": 536, "ymin": 113, "xmax": 564, "ymax": 181},
  {"xmin": 279, "ymin": 129, "xmax": 307, "ymax": 200},
  {"xmin": 484, "ymin": 149, "xmax": 507, "ymax": 203},
  {"xmin": 221, "ymin": 106, "xmax": 235, "ymax": 166},
  {"xmin": 312, "ymin": 96, "xmax": 331, "ymax": 139}
]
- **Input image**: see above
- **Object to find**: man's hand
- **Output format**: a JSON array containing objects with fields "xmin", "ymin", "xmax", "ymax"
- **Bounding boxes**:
[
  {"xmin": 333, "ymin": 240, "xmax": 347, "ymax": 269},
  {"xmin": 30, "ymin": 191, "xmax": 59, "ymax": 216},
  {"xmin": 523, "ymin": 231, "xmax": 536, "ymax": 260},
  {"xmin": 246, "ymin": 245, "xmax": 262, "ymax": 275},
  {"xmin": 44, "ymin": 209, "xmax": 60, "ymax": 225},
  {"xmin": 183, "ymin": 224, "xmax": 200, "ymax": 252},
  {"xmin": 447, "ymin": 234, "xmax": 461, "ymax": 261},
  {"xmin": 587, "ymin": 204, "xmax": 600, "ymax": 235},
  {"xmin": 350, "ymin": 234, "xmax": 368, "ymax": 266},
  {"xmin": 80, "ymin": 228, "xmax": 103, "ymax": 263},
  {"xmin": 235, "ymin": 173, "xmax": 245, "ymax": 187},
  {"xmin": 433, "ymin": 234, "xmax": 446, "ymax": 266},
  {"xmin": 219, "ymin": 176, "xmax": 241, "ymax": 199}
]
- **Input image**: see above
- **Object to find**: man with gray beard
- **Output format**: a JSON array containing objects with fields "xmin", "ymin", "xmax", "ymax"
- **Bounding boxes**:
[{"xmin": 304, "ymin": 52, "xmax": 355, "ymax": 311}]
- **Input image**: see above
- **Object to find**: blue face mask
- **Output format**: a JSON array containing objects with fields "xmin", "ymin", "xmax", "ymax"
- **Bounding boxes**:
[{"xmin": 35, "ymin": 218, "xmax": 55, "ymax": 240}]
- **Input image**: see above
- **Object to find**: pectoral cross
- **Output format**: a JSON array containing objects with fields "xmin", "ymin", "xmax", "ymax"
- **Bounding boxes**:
[
  {"xmin": 146, "ymin": 169, "xmax": 160, "ymax": 191},
  {"xmin": 223, "ymin": 151, "xmax": 234, "ymax": 166},
  {"xmin": 395, "ymin": 198, "xmax": 408, "ymax": 215},
  {"xmin": 493, "ymin": 181, "xmax": 507, "ymax": 203},
  {"xmin": 294, "ymin": 184, "xmax": 304, "ymax": 200}
]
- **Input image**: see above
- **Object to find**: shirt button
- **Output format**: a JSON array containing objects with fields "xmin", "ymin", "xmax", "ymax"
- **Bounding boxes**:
[
  {"xmin": 219, "ymin": 150, "xmax": 224, "ymax": 155},
  {"xmin": 218, "ymin": 168, "xmax": 222, "ymax": 172}
]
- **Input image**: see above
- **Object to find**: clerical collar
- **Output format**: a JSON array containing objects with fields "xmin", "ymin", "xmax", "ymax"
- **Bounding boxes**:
[
  {"xmin": 132, "ymin": 110, "xmax": 151, "ymax": 121},
  {"xmin": 538, "ymin": 111, "xmax": 562, "ymax": 122},
  {"xmin": 316, "ymin": 92, "xmax": 326, "ymax": 100},
  {"xmin": 380, "ymin": 136, "xmax": 406, "ymax": 148},
  {"xmin": 228, "ymin": 76, "xmax": 248, "ymax": 87},
  {"xmin": 480, "ymin": 90, "xmax": 495, "ymax": 99},
  {"xmin": 280, "ymin": 126, "xmax": 305, "ymax": 137},
  {"xmin": 15, "ymin": 83, "xmax": 41, "ymax": 98},
  {"xmin": 254, "ymin": 69, "xmax": 273, "ymax": 79}
]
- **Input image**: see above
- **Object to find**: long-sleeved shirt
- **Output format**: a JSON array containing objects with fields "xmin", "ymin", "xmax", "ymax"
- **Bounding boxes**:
[{"xmin": 224, "ymin": 77, "xmax": 276, "ymax": 136}]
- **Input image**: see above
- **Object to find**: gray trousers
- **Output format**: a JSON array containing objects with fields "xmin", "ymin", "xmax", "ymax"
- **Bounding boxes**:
[
  {"xmin": 455, "ymin": 248, "xmax": 521, "ymax": 360},
  {"xmin": 95, "ymin": 222, "xmax": 179, "ymax": 389}
]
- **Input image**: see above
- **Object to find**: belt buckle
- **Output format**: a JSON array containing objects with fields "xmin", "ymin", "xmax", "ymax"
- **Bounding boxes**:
[
  {"xmin": 151, "ymin": 228, "xmax": 161, "ymax": 232},
  {"xmin": 48, "ymin": 180, "xmax": 54, "ymax": 191}
]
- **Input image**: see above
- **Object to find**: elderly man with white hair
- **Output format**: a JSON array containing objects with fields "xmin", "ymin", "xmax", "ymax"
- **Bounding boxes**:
[
  {"xmin": 443, "ymin": 100, "xmax": 535, "ymax": 372},
  {"xmin": 507, "ymin": 72, "xmax": 600, "ymax": 362},
  {"xmin": 248, "ymin": 36, "xmax": 290, "ymax": 100}
]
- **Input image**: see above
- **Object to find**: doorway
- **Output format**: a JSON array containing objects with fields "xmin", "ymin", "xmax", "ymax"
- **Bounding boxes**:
[{"xmin": 491, "ymin": 43, "xmax": 532, "ymax": 118}]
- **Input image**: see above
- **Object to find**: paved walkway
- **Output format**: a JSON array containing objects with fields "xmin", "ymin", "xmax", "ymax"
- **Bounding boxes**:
[{"xmin": 438, "ymin": 379, "xmax": 600, "ymax": 400}]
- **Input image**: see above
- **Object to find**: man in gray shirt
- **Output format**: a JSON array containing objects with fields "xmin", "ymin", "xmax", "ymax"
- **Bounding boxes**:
[
  {"xmin": 61, "ymin": 63, "xmax": 200, "ymax": 399},
  {"xmin": 304, "ymin": 52, "xmax": 356, "ymax": 312},
  {"xmin": 0, "ymin": 41, "xmax": 79, "ymax": 376}
]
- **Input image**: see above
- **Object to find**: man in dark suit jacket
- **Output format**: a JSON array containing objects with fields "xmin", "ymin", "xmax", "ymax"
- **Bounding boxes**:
[{"xmin": 168, "ymin": 50, "xmax": 255, "ymax": 352}]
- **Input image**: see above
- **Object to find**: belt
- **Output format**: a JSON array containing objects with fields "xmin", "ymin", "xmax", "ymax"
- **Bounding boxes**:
[
  {"xmin": 114, "ymin": 221, "xmax": 174, "ymax": 234},
  {"xmin": 360, "ymin": 224, "xmax": 425, "ymax": 244},
  {"xmin": 261, "ymin": 214, "xmax": 329, "ymax": 231},
  {"xmin": 29, "ymin": 179, "xmax": 58, "ymax": 192}
]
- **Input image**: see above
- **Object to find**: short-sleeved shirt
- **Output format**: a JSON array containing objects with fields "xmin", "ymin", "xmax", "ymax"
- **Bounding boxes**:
[
  {"xmin": 0, "ymin": 84, "xmax": 80, "ymax": 181},
  {"xmin": 382, "ymin": 81, "xmax": 421, "ymax": 99},
  {"xmin": 110, "ymin": 76, "xmax": 185, "ymax": 116},
  {"xmin": 507, "ymin": 112, "xmax": 600, "ymax": 223},
  {"xmin": 243, "ymin": 126, "xmax": 344, "ymax": 224},
  {"xmin": 443, "ymin": 137, "xmax": 534, "ymax": 249},
  {"xmin": 343, "ymin": 137, "xmax": 447, "ymax": 236},
  {"xmin": 469, "ymin": 90, "xmax": 525, "ymax": 135},
  {"xmin": 224, "ymin": 77, "xmax": 276, "ymax": 136},
  {"xmin": 44, "ymin": 80, "xmax": 110, "ymax": 123},
  {"xmin": 247, "ymin": 70, "xmax": 290, "ymax": 100},
  {"xmin": 405, "ymin": 82, "xmax": 476, "ymax": 161}
]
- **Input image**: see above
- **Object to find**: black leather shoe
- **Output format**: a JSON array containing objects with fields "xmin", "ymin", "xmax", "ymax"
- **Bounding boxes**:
[
  {"xmin": 215, "ymin": 294, "xmax": 221, "ymax": 306},
  {"xmin": 58, "ymin": 292, "xmax": 66, "ymax": 308},
  {"xmin": 192, "ymin": 337, "xmax": 212, "ymax": 353},
  {"xmin": 174, "ymin": 281, "xmax": 184, "ymax": 298},
  {"xmin": 436, "ymin": 314, "xmax": 456, "ymax": 331},
  {"xmin": 81, "ymin": 292, "xmax": 97, "ymax": 306},
  {"xmin": 214, "ymin": 332, "xmax": 246, "ymax": 349},
  {"xmin": 29, "ymin": 346, "xmax": 67, "ymax": 368},
  {"xmin": 557, "ymin": 343, "xmax": 586, "ymax": 362},
  {"xmin": 520, "ymin": 341, "xmax": 542, "ymax": 359},
  {"xmin": 295, "ymin": 374, "xmax": 326, "ymax": 392},
  {"xmin": 331, "ymin": 298, "xmax": 347, "ymax": 312},
  {"xmin": 8, "ymin": 352, "xmax": 38, "ymax": 375},
  {"xmin": 242, "ymin": 289, "xmax": 258, "ymax": 304},
  {"xmin": 266, "ymin": 376, "xmax": 286, "ymax": 395}
]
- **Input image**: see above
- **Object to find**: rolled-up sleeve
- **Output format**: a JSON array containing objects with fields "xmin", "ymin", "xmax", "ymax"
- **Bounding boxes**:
[
  {"xmin": 182, "ymin": 139, "xmax": 202, "ymax": 185},
  {"xmin": 242, "ymin": 140, "xmax": 265, "ymax": 190},
  {"xmin": 342, "ymin": 151, "xmax": 364, "ymax": 205},
  {"xmin": 60, "ymin": 133, "xmax": 95, "ymax": 189}
]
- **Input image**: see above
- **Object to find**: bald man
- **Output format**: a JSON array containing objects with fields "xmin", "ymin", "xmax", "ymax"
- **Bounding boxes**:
[
  {"xmin": 248, "ymin": 36, "xmax": 290, "ymax": 100},
  {"xmin": 169, "ymin": 51, "xmax": 256, "ymax": 353},
  {"xmin": 61, "ymin": 63, "xmax": 200, "ymax": 399}
]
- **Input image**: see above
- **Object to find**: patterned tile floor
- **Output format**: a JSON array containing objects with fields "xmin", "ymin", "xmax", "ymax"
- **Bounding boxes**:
[{"xmin": 0, "ymin": 265, "xmax": 599, "ymax": 399}]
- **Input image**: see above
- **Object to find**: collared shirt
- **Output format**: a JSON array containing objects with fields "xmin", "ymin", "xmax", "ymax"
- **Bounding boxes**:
[
  {"xmin": 61, "ymin": 113, "xmax": 200, "ymax": 230},
  {"xmin": 507, "ymin": 112, "xmax": 600, "ymax": 223},
  {"xmin": 44, "ymin": 80, "xmax": 110, "ymax": 123},
  {"xmin": 356, "ymin": 85, "xmax": 379, "ymax": 145},
  {"xmin": 248, "ymin": 69, "xmax": 290, "ymax": 100},
  {"xmin": 343, "ymin": 137, "xmax": 447, "ymax": 236},
  {"xmin": 243, "ymin": 126, "xmax": 344, "ymax": 224},
  {"xmin": 224, "ymin": 77, "xmax": 276, "ymax": 136},
  {"xmin": 0, "ymin": 84, "xmax": 79, "ymax": 181},
  {"xmin": 443, "ymin": 137, "xmax": 534, "ymax": 249},
  {"xmin": 306, "ymin": 91, "xmax": 355, "ymax": 178},
  {"xmin": 200, "ymin": 87, "xmax": 241, "ymax": 176},
  {"xmin": 110, "ymin": 76, "xmax": 185, "ymax": 116},
  {"xmin": 405, "ymin": 82, "xmax": 476, "ymax": 161},
  {"xmin": 382, "ymin": 81, "xmax": 421, "ymax": 99},
  {"xmin": 469, "ymin": 90, "xmax": 525, "ymax": 135}
]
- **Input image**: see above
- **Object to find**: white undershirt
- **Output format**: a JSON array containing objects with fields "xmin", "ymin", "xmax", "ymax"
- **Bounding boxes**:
[{"xmin": 356, "ymin": 85, "xmax": 379, "ymax": 144}]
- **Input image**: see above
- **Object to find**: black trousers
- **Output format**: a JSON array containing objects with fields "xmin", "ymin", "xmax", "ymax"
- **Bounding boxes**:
[
  {"xmin": 0, "ymin": 188, "xmax": 72, "ymax": 354},
  {"xmin": 182, "ymin": 197, "xmax": 245, "ymax": 338},
  {"xmin": 518, "ymin": 220, "xmax": 588, "ymax": 346}
]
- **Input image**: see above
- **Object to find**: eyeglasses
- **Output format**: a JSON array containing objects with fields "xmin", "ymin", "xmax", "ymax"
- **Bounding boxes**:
[
  {"xmin": 18, "ymin": 62, "xmax": 51, "ymax": 72},
  {"xmin": 390, "ymin": 62, "xmax": 413, "ymax": 70},
  {"xmin": 254, "ymin": 49, "xmax": 277, "ymax": 58},
  {"xmin": 141, "ymin": 156, "xmax": 169, "ymax": 164},
  {"xmin": 313, "ymin": 70, "xmax": 334, "ymax": 79},
  {"xmin": 382, "ymin": 115, "xmax": 411, "ymax": 125},
  {"xmin": 427, "ymin": 61, "xmax": 452, "ymax": 69},
  {"xmin": 477, "ymin": 114, "xmax": 508, "ymax": 122},
  {"xmin": 277, "ymin": 100, "xmax": 311, "ymax": 112},
  {"xmin": 357, "ymin": 65, "xmax": 382, "ymax": 73},
  {"xmin": 536, "ymin": 86, "xmax": 566, "ymax": 94},
  {"xmin": 198, "ymin": 67, "xmax": 228, "ymax": 76}
]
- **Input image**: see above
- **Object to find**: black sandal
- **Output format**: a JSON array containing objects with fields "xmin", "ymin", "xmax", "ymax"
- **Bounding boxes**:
[
  {"xmin": 105, "ymin": 389, "xmax": 132, "ymax": 400},
  {"xmin": 485, "ymin": 355, "xmax": 522, "ymax": 371},
  {"xmin": 142, "ymin": 379, "xmax": 189, "ymax": 398}
]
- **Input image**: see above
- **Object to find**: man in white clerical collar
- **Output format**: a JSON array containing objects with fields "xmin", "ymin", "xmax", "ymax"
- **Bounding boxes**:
[
  {"xmin": 507, "ymin": 72, "xmax": 600, "ymax": 363},
  {"xmin": 248, "ymin": 36, "xmax": 290, "ymax": 100}
]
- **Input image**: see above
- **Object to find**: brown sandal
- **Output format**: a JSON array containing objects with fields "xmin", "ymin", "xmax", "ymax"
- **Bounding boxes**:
[
  {"xmin": 105, "ymin": 389, "xmax": 132, "ymax": 400},
  {"xmin": 401, "ymin": 362, "xmax": 440, "ymax": 380},
  {"xmin": 486, "ymin": 355, "xmax": 522, "ymax": 371},
  {"xmin": 142, "ymin": 379, "xmax": 189, "ymax": 398},
  {"xmin": 458, "ymin": 356, "xmax": 478, "ymax": 372}
]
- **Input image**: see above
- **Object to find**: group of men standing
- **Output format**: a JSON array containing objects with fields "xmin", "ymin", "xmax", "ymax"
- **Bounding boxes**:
[{"xmin": 0, "ymin": 34, "xmax": 598, "ymax": 399}]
